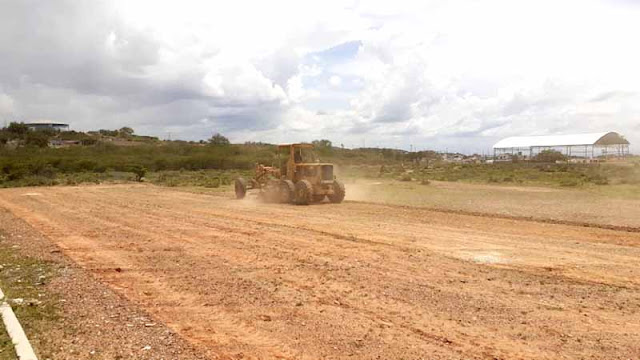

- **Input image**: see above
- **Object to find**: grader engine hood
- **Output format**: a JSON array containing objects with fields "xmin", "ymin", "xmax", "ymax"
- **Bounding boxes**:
[
  {"xmin": 295, "ymin": 163, "xmax": 334, "ymax": 183},
  {"xmin": 321, "ymin": 164, "xmax": 334, "ymax": 182}
]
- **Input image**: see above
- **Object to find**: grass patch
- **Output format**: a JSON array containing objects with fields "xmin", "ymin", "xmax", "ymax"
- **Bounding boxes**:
[
  {"xmin": 0, "ymin": 232, "xmax": 60, "ymax": 360},
  {"xmin": 0, "ymin": 324, "xmax": 16, "ymax": 360},
  {"xmin": 146, "ymin": 169, "xmax": 251, "ymax": 189},
  {"xmin": 345, "ymin": 162, "xmax": 640, "ymax": 189}
]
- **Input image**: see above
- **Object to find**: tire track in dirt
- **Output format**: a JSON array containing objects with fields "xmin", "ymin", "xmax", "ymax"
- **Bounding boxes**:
[
  {"xmin": 0, "ymin": 193, "xmax": 307, "ymax": 359},
  {"xmin": 2, "ymin": 190, "xmax": 495, "ymax": 358},
  {"xmin": 1, "ymin": 185, "xmax": 640, "ymax": 359}
]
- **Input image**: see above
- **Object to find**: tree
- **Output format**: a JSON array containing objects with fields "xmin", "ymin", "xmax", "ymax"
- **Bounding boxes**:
[
  {"xmin": 312, "ymin": 139, "xmax": 333, "ymax": 156},
  {"xmin": 312, "ymin": 139, "xmax": 332, "ymax": 149},
  {"xmin": 99, "ymin": 129, "xmax": 119, "ymax": 137},
  {"xmin": 119, "ymin": 127, "xmax": 135, "ymax": 137},
  {"xmin": 0, "ymin": 131, "xmax": 9, "ymax": 145},
  {"xmin": 7, "ymin": 122, "xmax": 29, "ymax": 135},
  {"xmin": 208, "ymin": 133, "xmax": 230, "ymax": 146}
]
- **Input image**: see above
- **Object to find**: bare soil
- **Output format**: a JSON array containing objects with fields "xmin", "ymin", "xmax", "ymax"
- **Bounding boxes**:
[
  {"xmin": 1, "ymin": 184, "xmax": 639, "ymax": 359},
  {"xmin": 345, "ymin": 179, "xmax": 640, "ymax": 228},
  {"xmin": 0, "ymin": 206, "xmax": 206, "ymax": 360}
]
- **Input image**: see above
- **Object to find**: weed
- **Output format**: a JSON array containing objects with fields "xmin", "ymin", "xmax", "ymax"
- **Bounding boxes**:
[
  {"xmin": 559, "ymin": 179, "xmax": 580, "ymax": 187},
  {"xmin": 0, "ymin": 233, "xmax": 60, "ymax": 360}
]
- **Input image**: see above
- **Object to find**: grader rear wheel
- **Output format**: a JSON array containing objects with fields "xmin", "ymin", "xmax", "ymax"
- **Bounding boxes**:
[{"xmin": 280, "ymin": 180, "xmax": 295, "ymax": 204}]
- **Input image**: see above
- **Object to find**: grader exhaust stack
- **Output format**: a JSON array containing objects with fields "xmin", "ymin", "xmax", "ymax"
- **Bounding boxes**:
[{"xmin": 234, "ymin": 143, "xmax": 345, "ymax": 205}]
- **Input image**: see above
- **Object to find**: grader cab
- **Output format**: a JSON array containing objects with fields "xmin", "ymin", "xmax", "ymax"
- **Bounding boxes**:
[{"xmin": 234, "ymin": 143, "xmax": 345, "ymax": 205}]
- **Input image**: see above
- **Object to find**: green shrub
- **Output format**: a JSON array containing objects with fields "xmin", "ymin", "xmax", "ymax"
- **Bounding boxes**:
[
  {"xmin": 65, "ymin": 178, "xmax": 78, "ymax": 186},
  {"xmin": 128, "ymin": 165, "xmax": 147, "ymax": 182},
  {"xmin": 24, "ymin": 132, "xmax": 50, "ymax": 148}
]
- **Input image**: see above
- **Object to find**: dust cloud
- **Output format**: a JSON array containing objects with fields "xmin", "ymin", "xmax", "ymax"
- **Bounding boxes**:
[{"xmin": 343, "ymin": 179, "xmax": 379, "ymax": 202}]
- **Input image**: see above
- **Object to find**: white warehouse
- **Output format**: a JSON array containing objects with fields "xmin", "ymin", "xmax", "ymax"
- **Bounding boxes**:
[{"xmin": 493, "ymin": 132, "xmax": 630, "ymax": 159}]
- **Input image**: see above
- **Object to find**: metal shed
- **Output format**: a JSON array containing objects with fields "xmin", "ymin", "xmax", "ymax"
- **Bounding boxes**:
[
  {"xmin": 25, "ymin": 120, "xmax": 70, "ymax": 132},
  {"xmin": 493, "ymin": 132, "xmax": 630, "ymax": 159}
]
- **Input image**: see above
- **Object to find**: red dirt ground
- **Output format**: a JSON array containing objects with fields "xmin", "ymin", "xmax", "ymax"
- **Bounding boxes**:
[{"xmin": 1, "ymin": 184, "xmax": 639, "ymax": 359}]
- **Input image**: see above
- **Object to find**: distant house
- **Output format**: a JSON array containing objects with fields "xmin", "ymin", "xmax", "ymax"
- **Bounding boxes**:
[
  {"xmin": 442, "ymin": 153, "xmax": 464, "ymax": 163},
  {"xmin": 25, "ymin": 120, "xmax": 70, "ymax": 132}
]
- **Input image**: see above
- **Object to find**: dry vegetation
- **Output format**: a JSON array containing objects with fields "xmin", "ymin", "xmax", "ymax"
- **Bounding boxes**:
[
  {"xmin": 342, "ymin": 178, "xmax": 640, "ymax": 228},
  {"xmin": 0, "ymin": 325, "xmax": 15, "ymax": 360}
]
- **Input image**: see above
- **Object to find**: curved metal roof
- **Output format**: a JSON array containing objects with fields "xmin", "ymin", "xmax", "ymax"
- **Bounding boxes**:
[
  {"xmin": 25, "ymin": 120, "xmax": 69, "ymax": 126},
  {"xmin": 493, "ymin": 132, "xmax": 629, "ymax": 149}
]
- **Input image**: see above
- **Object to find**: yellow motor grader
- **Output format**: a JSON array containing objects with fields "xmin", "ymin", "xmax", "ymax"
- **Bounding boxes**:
[{"xmin": 234, "ymin": 143, "xmax": 345, "ymax": 205}]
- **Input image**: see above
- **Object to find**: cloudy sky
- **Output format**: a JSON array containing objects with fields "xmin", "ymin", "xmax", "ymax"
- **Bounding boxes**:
[{"xmin": 1, "ymin": 0, "xmax": 639, "ymax": 153}]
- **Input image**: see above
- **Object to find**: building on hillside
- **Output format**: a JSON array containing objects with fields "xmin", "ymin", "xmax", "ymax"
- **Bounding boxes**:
[
  {"xmin": 25, "ymin": 120, "xmax": 70, "ymax": 132},
  {"xmin": 493, "ymin": 132, "xmax": 630, "ymax": 161},
  {"xmin": 442, "ymin": 153, "xmax": 465, "ymax": 163}
]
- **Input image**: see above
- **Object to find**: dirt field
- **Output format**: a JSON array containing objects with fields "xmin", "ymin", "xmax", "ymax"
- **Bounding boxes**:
[
  {"xmin": 345, "ymin": 179, "xmax": 640, "ymax": 228},
  {"xmin": 1, "ymin": 184, "xmax": 639, "ymax": 359}
]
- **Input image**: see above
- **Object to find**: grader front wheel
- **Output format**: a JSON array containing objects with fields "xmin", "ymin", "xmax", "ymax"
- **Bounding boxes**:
[
  {"xmin": 328, "ymin": 180, "xmax": 345, "ymax": 203},
  {"xmin": 235, "ymin": 178, "xmax": 247, "ymax": 199},
  {"xmin": 294, "ymin": 180, "xmax": 313, "ymax": 205}
]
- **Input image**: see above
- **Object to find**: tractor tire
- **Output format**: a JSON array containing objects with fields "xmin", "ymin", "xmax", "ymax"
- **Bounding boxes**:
[
  {"xmin": 294, "ymin": 180, "xmax": 313, "ymax": 205},
  {"xmin": 328, "ymin": 180, "xmax": 345, "ymax": 203},
  {"xmin": 235, "ymin": 177, "xmax": 247, "ymax": 199},
  {"xmin": 280, "ymin": 180, "xmax": 295, "ymax": 204}
]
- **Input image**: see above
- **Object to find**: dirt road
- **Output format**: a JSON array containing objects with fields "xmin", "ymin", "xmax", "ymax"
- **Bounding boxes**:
[{"xmin": 1, "ymin": 184, "xmax": 639, "ymax": 359}]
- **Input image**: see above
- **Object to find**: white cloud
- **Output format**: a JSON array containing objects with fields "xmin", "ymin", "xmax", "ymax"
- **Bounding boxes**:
[
  {"xmin": 0, "ymin": 93, "xmax": 14, "ymax": 116},
  {"xmin": 329, "ymin": 76, "xmax": 342, "ymax": 87},
  {"xmin": 1, "ymin": 0, "xmax": 639, "ymax": 151}
]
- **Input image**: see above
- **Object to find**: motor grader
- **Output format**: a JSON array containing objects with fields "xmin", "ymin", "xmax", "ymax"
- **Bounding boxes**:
[{"xmin": 234, "ymin": 143, "xmax": 345, "ymax": 205}]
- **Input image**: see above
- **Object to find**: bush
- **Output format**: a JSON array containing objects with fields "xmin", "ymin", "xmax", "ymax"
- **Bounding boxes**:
[
  {"xmin": 420, "ymin": 178, "xmax": 431, "ymax": 185},
  {"xmin": 128, "ymin": 165, "xmax": 147, "ymax": 182},
  {"xmin": 587, "ymin": 174, "xmax": 609, "ymax": 185},
  {"xmin": 24, "ymin": 132, "xmax": 50, "ymax": 148},
  {"xmin": 76, "ymin": 160, "xmax": 98, "ymax": 172},
  {"xmin": 533, "ymin": 150, "xmax": 566, "ymax": 163},
  {"xmin": 399, "ymin": 173, "xmax": 412, "ymax": 182},
  {"xmin": 559, "ymin": 178, "xmax": 580, "ymax": 187},
  {"xmin": 31, "ymin": 163, "xmax": 57, "ymax": 179},
  {"xmin": 205, "ymin": 177, "xmax": 221, "ymax": 188},
  {"xmin": 0, "ymin": 132, "xmax": 10, "ymax": 145}
]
